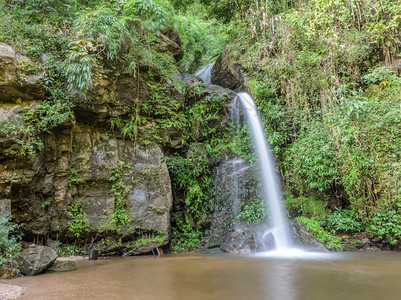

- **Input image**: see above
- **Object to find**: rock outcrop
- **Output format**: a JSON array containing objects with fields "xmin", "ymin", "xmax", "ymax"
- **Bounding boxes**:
[
  {"xmin": 156, "ymin": 28, "xmax": 184, "ymax": 62},
  {"xmin": 0, "ymin": 44, "xmax": 175, "ymax": 250},
  {"xmin": 211, "ymin": 50, "xmax": 245, "ymax": 91},
  {"xmin": 17, "ymin": 245, "xmax": 57, "ymax": 276},
  {"xmin": 291, "ymin": 219, "xmax": 329, "ymax": 252},
  {"xmin": 0, "ymin": 43, "xmax": 45, "ymax": 102},
  {"xmin": 1, "ymin": 118, "xmax": 173, "ymax": 245}
]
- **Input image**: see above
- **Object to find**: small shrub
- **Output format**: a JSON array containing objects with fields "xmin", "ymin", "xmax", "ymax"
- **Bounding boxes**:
[
  {"xmin": 67, "ymin": 204, "xmax": 90, "ymax": 239},
  {"xmin": 325, "ymin": 209, "xmax": 365, "ymax": 234},
  {"xmin": 285, "ymin": 195, "xmax": 328, "ymax": 218},
  {"xmin": 367, "ymin": 210, "xmax": 401, "ymax": 245},
  {"xmin": 171, "ymin": 218, "xmax": 202, "ymax": 252},
  {"xmin": 53, "ymin": 241, "xmax": 83, "ymax": 257}
]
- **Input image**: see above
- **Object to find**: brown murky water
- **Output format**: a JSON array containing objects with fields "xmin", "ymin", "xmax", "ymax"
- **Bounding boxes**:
[{"xmin": 6, "ymin": 252, "xmax": 401, "ymax": 300}]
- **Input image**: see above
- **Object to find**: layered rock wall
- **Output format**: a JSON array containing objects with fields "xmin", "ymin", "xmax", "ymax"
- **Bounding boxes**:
[
  {"xmin": 0, "ymin": 44, "xmax": 174, "ymax": 251},
  {"xmin": 0, "ymin": 42, "xmax": 234, "ymax": 254}
]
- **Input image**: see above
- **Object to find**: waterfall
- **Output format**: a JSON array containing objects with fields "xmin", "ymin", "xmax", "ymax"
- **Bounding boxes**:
[
  {"xmin": 237, "ymin": 92, "xmax": 291, "ymax": 250},
  {"xmin": 195, "ymin": 61, "xmax": 294, "ymax": 252},
  {"xmin": 214, "ymin": 157, "xmax": 249, "ymax": 230},
  {"xmin": 195, "ymin": 62, "xmax": 215, "ymax": 84}
]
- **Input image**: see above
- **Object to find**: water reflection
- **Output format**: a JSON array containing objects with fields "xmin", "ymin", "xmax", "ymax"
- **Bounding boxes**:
[
  {"xmin": 6, "ymin": 252, "xmax": 401, "ymax": 300},
  {"xmin": 265, "ymin": 259, "xmax": 296, "ymax": 300}
]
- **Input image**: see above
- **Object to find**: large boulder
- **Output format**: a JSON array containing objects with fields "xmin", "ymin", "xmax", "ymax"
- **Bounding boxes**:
[
  {"xmin": 17, "ymin": 245, "xmax": 57, "ymax": 276},
  {"xmin": 291, "ymin": 219, "xmax": 329, "ymax": 252},
  {"xmin": 0, "ymin": 43, "xmax": 45, "ymax": 102},
  {"xmin": 211, "ymin": 50, "xmax": 245, "ymax": 91},
  {"xmin": 156, "ymin": 28, "xmax": 184, "ymax": 62}
]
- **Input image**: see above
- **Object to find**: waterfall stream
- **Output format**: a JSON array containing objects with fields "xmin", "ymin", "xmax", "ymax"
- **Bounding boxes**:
[
  {"xmin": 194, "ymin": 62, "xmax": 215, "ymax": 84},
  {"xmin": 237, "ymin": 93, "xmax": 291, "ymax": 250},
  {"xmin": 196, "ymin": 62, "xmax": 293, "ymax": 251}
]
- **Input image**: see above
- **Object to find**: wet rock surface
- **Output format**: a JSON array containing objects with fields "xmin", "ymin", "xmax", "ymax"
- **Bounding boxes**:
[
  {"xmin": 45, "ymin": 260, "xmax": 77, "ymax": 273},
  {"xmin": 291, "ymin": 219, "xmax": 329, "ymax": 252}
]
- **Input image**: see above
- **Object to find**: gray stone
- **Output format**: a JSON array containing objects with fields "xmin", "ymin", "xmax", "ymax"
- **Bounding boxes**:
[
  {"xmin": 243, "ymin": 233, "xmax": 257, "ymax": 252},
  {"xmin": 17, "ymin": 245, "xmax": 58, "ymax": 276},
  {"xmin": 220, "ymin": 243, "xmax": 237, "ymax": 253},
  {"xmin": 1, "ymin": 120, "xmax": 173, "ymax": 244},
  {"xmin": 365, "ymin": 246, "xmax": 382, "ymax": 252},
  {"xmin": 343, "ymin": 244, "xmax": 359, "ymax": 252},
  {"xmin": 205, "ymin": 248, "xmax": 224, "ymax": 255},
  {"xmin": 205, "ymin": 234, "xmax": 223, "ymax": 249},
  {"xmin": 0, "ymin": 199, "xmax": 11, "ymax": 217},
  {"xmin": 45, "ymin": 260, "xmax": 77, "ymax": 273},
  {"xmin": 232, "ymin": 232, "xmax": 247, "ymax": 248}
]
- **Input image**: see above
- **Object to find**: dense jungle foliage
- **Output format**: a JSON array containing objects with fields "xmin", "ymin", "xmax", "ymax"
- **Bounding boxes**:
[{"xmin": 1, "ymin": 0, "xmax": 401, "ymax": 252}]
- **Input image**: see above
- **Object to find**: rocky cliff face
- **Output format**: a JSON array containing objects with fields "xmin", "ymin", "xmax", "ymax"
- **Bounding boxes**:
[
  {"xmin": 0, "ymin": 46, "xmax": 173, "ymax": 249},
  {"xmin": 0, "ymin": 42, "xmax": 234, "ymax": 254}
]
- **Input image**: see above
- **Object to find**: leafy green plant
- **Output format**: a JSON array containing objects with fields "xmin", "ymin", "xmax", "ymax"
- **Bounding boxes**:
[
  {"xmin": 52, "ymin": 241, "xmax": 83, "ymax": 257},
  {"xmin": 41, "ymin": 199, "xmax": 51, "ymax": 210},
  {"xmin": 367, "ymin": 210, "xmax": 401, "ymax": 245},
  {"xmin": 285, "ymin": 196, "xmax": 328, "ymax": 218},
  {"xmin": 124, "ymin": 0, "xmax": 171, "ymax": 33},
  {"xmin": 170, "ymin": 217, "xmax": 203, "ymax": 252},
  {"xmin": 103, "ymin": 164, "xmax": 134, "ymax": 234},
  {"xmin": 173, "ymin": 11, "xmax": 226, "ymax": 72},
  {"xmin": 0, "ymin": 216, "xmax": 22, "ymax": 278},
  {"xmin": 68, "ymin": 170, "xmax": 83, "ymax": 190},
  {"xmin": 166, "ymin": 152, "xmax": 213, "ymax": 228},
  {"xmin": 325, "ymin": 209, "xmax": 364, "ymax": 234},
  {"xmin": 236, "ymin": 198, "xmax": 266, "ymax": 224},
  {"xmin": 64, "ymin": 39, "xmax": 97, "ymax": 96},
  {"xmin": 67, "ymin": 203, "xmax": 90, "ymax": 239},
  {"xmin": 284, "ymin": 122, "xmax": 340, "ymax": 193}
]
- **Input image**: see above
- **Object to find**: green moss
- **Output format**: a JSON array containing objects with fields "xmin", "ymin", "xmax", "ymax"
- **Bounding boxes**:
[
  {"xmin": 16, "ymin": 59, "xmax": 41, "ymax": 76},
  {"xmin": 147, "ymin": 206, "xmax": 166, "ymax": 215},
  {"xmin": 101, "ymin": 164, "xmax": 134, "ymax": 235}
]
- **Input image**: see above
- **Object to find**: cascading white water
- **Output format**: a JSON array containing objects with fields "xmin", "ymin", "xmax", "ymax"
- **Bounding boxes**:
[
  {"xmin": 237, "ymin": 92, "xmax": 291, "ymax": 250},
  {"xmin": 214, "ymin": 157, "xmax": 249, "ymax": 230},
  {"xmin": 195, "ymin": 62, "xmax": 215, "ymax": 84}
]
